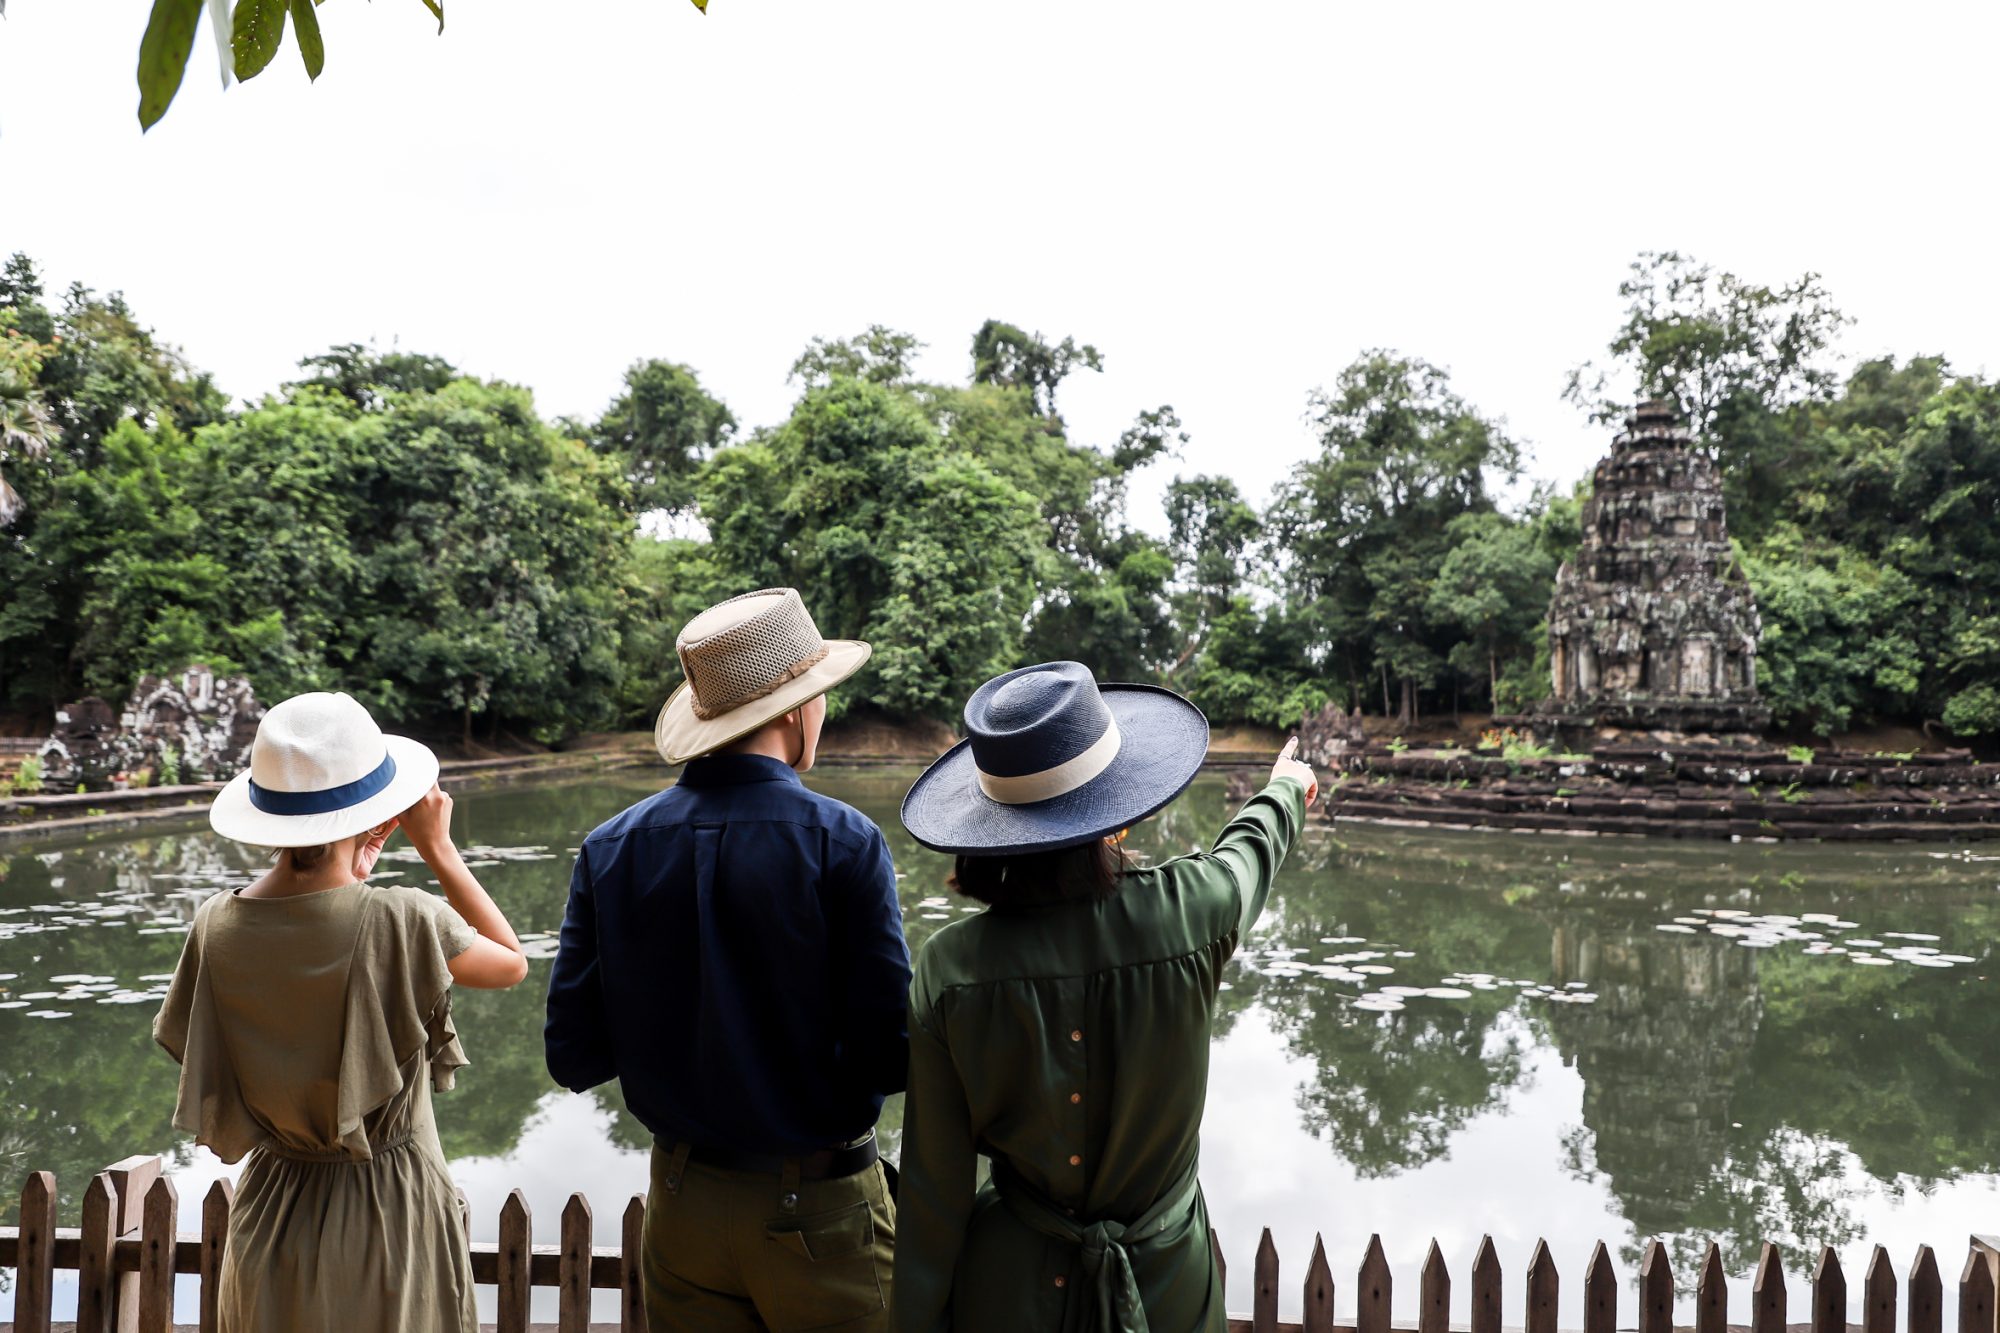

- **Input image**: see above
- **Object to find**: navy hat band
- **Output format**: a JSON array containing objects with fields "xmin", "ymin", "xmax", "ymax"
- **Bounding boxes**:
[
  {"xmin": 976, "ymin": 714, "xmax": 1122, "ymax": 805},
  {"xmin": 248, "ymin": 751, "xmax": 398, "ymax": 816}
]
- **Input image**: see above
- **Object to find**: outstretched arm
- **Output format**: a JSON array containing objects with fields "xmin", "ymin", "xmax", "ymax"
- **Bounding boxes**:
[{"xmin": 1211, "ymin": 737, "xmax": 1317, "ymax": 941}]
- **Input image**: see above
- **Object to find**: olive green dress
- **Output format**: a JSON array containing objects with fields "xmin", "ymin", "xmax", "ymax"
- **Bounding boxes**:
[
  {"xmin": 154, "ymin": 881, "xmax": 480, "ymax": 1333},
  {"xmin": 893, "ymin": 777, "xmax": 1307, "ymax": 1333}
]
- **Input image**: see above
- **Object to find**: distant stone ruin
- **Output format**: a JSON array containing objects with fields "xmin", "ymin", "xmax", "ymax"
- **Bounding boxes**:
[
  {"xmin": 1535, "ymin": 400, "xmax": 1770, "ymax": 743},
  {"xmin": 37, "ymin": 664, "xmax": 263, "ymax": 791}
]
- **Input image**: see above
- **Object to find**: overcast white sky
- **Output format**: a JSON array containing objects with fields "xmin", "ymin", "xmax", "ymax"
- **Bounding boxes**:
[{"xmin": 4, "ymin": 0, "xmax": 1996, "ymax": 533}]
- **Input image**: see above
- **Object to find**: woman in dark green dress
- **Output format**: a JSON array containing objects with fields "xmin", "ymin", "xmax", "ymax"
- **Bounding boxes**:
[{"xmin": 893, "ymin": 661, "xmax": 1317, "ymax": 1333}]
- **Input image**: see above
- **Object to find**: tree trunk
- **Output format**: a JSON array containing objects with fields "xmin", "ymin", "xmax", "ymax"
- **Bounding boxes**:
[
  {"xmin": 1490, "ymin": 649, "xmax": 1499, "ymax": 710},
  {"xmin": 1397, "ymin": 676, "xmax": 1415, "ymax": 731},
  {"xmin": 461, "ymin": 704, "xmax": 472, "ymax": 748},
  {"xmin": 1380, "ymin": 664, "xmax": 1391, "ymax": 718}
]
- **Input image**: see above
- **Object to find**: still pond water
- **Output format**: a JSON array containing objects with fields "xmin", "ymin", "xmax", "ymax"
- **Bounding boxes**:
[{"xmin": 4, "ymin": 767, "xmax": 2000, "ymax": 1324}]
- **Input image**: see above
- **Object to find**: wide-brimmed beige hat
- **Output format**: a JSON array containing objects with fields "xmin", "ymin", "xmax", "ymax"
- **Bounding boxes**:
[{"xmin": 654, "ymin": 588, "xmax": 872, "ymax": 765}]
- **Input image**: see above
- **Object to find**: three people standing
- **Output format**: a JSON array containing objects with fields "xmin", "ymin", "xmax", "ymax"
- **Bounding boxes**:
[{"xmin": 155, "ymin": 585, "xmax": 1313, "ymax": 1332}]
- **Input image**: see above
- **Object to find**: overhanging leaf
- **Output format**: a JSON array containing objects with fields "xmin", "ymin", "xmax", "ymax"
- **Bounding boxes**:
[
  {"xmin": 137, "ymin": 0, "xmax": 203, "ymax": 130},
  {"xmin": 420, "ymin": 0, "xmax": 443, "ymax": 33},
  {"xmin": 289, "ymin": 0, "xmax": 323, "ymax": 80},
  {"xmin": 690, "ymin": 0, "xmax": 709, "ymax": 10},
  {"xmin": 232, "ymin": 0, "xmax": 288, "ymax": 81}
]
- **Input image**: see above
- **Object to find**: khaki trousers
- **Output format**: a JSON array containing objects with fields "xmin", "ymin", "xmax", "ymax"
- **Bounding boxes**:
[{"xmin": 643, "ymin": 1140, "xmax": 895, "ymax": 1332}]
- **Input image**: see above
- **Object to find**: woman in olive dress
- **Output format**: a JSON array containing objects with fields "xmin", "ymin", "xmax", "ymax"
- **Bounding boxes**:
[
  {"xmin": 155, "ymin": 691, "xmax": 530, "ymax": 1332},
  {"xmin": 891, "ymin": 661, "xmax": 1318, "ymax": 1333}
]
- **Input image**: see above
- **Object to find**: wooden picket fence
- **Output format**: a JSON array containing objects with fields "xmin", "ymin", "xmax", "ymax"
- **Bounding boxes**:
[
  {"xmin": 1213, "ymin": 1229, "xmax": 2000, "ymax": 1333},
  {"xmin": 0, "ymin": 1157, "xmax": 638, "ymax": 1332},
  {"xmin": 5, "ymin": 1156, "xmax": 1999, "ymax": 1333}
]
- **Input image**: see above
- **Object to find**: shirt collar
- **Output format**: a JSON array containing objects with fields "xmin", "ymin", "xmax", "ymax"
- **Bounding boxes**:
[{"xmin": 677, "ymin": 753, "xmax": 805, "ymax": 789}]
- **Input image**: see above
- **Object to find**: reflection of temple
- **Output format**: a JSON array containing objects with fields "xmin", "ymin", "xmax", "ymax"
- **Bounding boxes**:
[
  {"xmin": 1545, "ymin": 922, "xmax": 1763, "ymax": 1236},
  {"xmin": 1538, "ymin": 401, "xmax": 1770, "ymax": 740}
]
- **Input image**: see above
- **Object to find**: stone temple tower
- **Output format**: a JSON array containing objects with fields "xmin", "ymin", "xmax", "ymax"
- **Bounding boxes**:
[{"xmin": 1538, "ymin": 400, "xmax": 1770, "ymax": 740}]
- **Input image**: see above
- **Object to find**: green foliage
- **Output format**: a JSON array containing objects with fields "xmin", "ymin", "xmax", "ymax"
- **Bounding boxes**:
[
  {"xmin": 10, "ymin": 753, "xmax": 43, "ymax": 794},
  {"xmin": 156, "ymin": 744, "xmax": 182, "ymax": 787},
  {"xmin": 1787, "ymin": 745, "xmax": 1815, "ymax": 764},
  {"xmin": 1942, "ymin": 685, "xmax": 2000, "ymax": 739},
  {"xmin": 9, "ymin": 243, "xmax": 1999, "ymax": 753},
  {"xmin": 135, "ymin": 0, "xmax": 484, "ymax": 129},
  {"xmin": 589, "ymin": 359, "xmax": 735, "ymax": 515},
  {"xmin": 1270, "ymin": 351, "xmax": 1522, "ymax": 723}
]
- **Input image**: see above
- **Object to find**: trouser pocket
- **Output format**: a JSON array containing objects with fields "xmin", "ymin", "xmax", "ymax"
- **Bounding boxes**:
[{"xmin": 755, "ymin": 1176, "xmax": 891, "ymax": 1331}]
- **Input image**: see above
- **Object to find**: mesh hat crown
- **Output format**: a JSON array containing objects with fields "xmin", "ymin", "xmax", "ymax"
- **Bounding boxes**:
[{"xmin": 676, "ymin": 589, "xmax": 833, "ymax": 721}]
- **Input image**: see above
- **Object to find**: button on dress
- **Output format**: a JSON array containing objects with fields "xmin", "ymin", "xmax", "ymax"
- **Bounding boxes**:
[
  {"xmin": 892, "ymin": 778, "xmax": 1307, "ymax": 1333},
  {"xmin": 154, "ymin": 882, "xmax": 481, "ymax": 1333}
]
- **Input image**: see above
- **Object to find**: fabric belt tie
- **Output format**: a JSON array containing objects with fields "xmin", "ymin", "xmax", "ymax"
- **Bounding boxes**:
[
  {"xmin": 993, "ymin": 1155, "xmax": 1204, "ymax": 1333},
  {"xmin": 261, "ymin": 1129, "xmax": 415, "ymax": 1163}
]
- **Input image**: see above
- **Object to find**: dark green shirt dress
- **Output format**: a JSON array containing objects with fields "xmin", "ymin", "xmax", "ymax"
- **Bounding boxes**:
[{"xmin": 893, "ymin": 777, "xmax": 1307, "ymax": 1333}]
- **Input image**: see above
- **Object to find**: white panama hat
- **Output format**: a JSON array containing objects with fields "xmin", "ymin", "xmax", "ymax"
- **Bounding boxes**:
[{"xmin": 210, "ymin": 692, "xmax": 441, "ymax": 848}]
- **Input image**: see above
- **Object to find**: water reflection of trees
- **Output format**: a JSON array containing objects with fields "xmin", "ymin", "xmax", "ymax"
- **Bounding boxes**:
[
  {"xmin": 10, "ymin": 770, "xmax": 2000, "ymax": 1261},
  {"xmin": 1529, "ymin": 852, "xmax": 2000, "ymax": 1273},
  {"xmin": 1225, "ymin": 827, "xmax": 1540, "ymax": 1176}
]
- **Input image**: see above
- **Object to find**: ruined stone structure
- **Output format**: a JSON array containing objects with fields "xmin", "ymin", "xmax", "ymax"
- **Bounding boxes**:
[
  {"xmin": 1537, "ymin": 400, "xmax": 1769, "ymax": 741},
  {"xmin": 37, "ymin": 664, "xmax": 263, "ymax": 791}
]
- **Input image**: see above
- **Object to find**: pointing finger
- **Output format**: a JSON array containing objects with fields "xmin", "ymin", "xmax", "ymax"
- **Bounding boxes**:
[{"xmin": 1281, "ymin": 736, "xmax": 1299, "ymax": 760}]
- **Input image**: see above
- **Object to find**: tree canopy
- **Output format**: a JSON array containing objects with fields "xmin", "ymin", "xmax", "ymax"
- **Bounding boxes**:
[{"xmin": 6, "ymin": 247, "xmax": 1998, "ymax": 750}]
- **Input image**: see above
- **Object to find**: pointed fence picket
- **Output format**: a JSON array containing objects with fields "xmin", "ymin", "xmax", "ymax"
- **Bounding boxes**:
[{"xmin": 7, "ymin": 1159, "xmax": 2000, "ymax": 1332}]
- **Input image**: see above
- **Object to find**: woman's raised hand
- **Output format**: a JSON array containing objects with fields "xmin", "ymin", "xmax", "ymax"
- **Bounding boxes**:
[
  {"xmin": 350, "ymin": 817, "xmax": 399, "ymax": 880},
  {"xmin": 398, "ymin": 784, "xmax": 458, "ymax": 863},
  {"xmin": 1271, "ymin": 736, "xmax": 1319, "ymax": 806}
]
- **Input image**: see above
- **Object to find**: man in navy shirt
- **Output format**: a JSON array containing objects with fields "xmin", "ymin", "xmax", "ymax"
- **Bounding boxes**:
[{"xmin": 545, "ymin": 588, "xmax": 910, "ymax": 1331}]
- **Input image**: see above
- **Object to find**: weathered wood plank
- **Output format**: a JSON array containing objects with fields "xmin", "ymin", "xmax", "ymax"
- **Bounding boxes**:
[
  {"xmin": 559, "ymin": 1194, "xmax": 593, "ymax": 1333},
  {"xmin": 1303, "ymin": 1234, "xmax": 1335, "ymax": 1333},
  {"xmin": 135, "ymin": 1174, "xmax": 177, "ymax": 1333},
  {"xmin": 1358, "ymin": 1235, "xmax": 1392, "ymax": 1333},
  {"xmin": 1470, "ymin": 1235, "xmax": 1502, "ymax": 1333},
  {"xmin": 1419, "ymin": 1240, "xmax": 1449, "ymax": 1333},
  {"xmin": 1815, "ymin": 1247, "xmax": 1847, "ymax": 1333},
  {"xmin": 1638, "ymin": 1239, "xmax": 1672, "ymax": 1333},
  {"xmin": 105, "ymin": 1157, "xmax": 159, "ymax": 1237},
  {"xmin": 1698, "ymin": 1242, "xmax": 1728, "ymax": 1333},
  {"xmin": 1958, "ymin": 1245, "xmax": 1994, "ymax": 1333},
  {"xmin": 1584, "ymin": 1241, "xmax": 1616, "ymax": 1333},
  {"xmin": 1525, "ymin": 1240, "xmax": 1558, "ymax": 1333},
  {"xmin": 15, "ymin": 1170, "xmax": 58, "ymax": 1333},
  {"xmin": 498, "ymin": 1190, "xmax": 532, "ymax": 1333},
  {"xmin": 76, "ymin": 1174, "xmax": 118, "ymax": 1333},
  {"xmin": 198, "ymin": 1180, "xmax": 231, "ymax": 1333},
  {"xmin": 1254, "ymin": 1228, "xmax": 1281, "ymax": 1333},
  {"xmin": 108, "ymin": 1155, "xmax": 160, "ymax": 1333},
  {"xmin": 1911, "ymin": 1246, "xmax": 1943, "ymax": 1333},
  {"xmin": 1752, "ymin": 1243, "xmax": 1787, "ymax": 1333},
  {"xmin": 1864, "ymin": 1245, "xmax": 1897, "ymax": 1333},
  {"xmin": 621, "ymin": 1195, "xmax": 647, "ymax": 1333}
]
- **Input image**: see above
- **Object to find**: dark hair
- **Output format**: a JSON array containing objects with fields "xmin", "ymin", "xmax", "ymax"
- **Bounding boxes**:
[
  {"xmin": 282, "ymin": 843, "xmax": 333, "ymax": 874},
  {"xmin": 949, "ymin": 838, "xmax": 1127, "ymax": 907}
]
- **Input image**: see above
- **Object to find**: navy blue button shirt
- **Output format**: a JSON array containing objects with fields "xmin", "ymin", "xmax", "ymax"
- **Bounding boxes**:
[{"xmin": 543, "ymin": 754, "xmax": 912, "ymax": 1153}]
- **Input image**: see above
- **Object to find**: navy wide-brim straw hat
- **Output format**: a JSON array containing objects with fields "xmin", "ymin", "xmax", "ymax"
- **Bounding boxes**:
[{"xmin": 901, "ymin": 661, "xmax": 1209, "ymax": 856}]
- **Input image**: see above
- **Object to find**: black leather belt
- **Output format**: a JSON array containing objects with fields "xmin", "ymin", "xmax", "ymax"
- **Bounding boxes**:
[{"xmin": 687, "ymin": 1133, "xmax": 879, "ymax": 1181}]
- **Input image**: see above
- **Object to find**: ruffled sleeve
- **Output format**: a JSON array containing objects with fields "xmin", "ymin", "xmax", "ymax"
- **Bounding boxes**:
[
  {"xmin": 155, "ymin": 898, "xmax": 268, "ymax": 1163},
  {"xmin": 329, "ymin": 888, "xmax": 473, "ymax": 1158}
]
